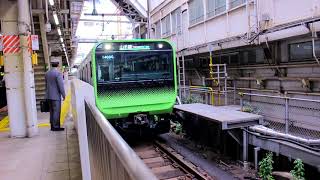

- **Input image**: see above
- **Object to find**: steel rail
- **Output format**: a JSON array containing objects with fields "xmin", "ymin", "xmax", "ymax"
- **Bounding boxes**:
[{"xmin": 154, "ymin": 140, "xmax": 209, "ymax": 180}]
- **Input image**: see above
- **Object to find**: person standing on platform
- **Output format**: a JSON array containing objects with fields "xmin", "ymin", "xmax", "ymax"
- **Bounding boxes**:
[{"xmin": 45, "ymin": 62, "xmax": 66, "ymax": 131}]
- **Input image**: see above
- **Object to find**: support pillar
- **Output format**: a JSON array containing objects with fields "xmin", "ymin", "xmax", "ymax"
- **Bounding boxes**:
[
  {"xmin": 18, "ymin": 0, "xmax": 38, "ymax": 137},
  {"xmin": 1, "ymin": 0, "xmax": 38, "ymax": 137},
  {"xmin": 254, "ymin": 146, "xmax": 261, "ymax": 170},
  {"xmin": 1, "ymin": 0, "xmax": 27, "ymax": 137},
  {"xmin": 243, "ymin": 128, "xmax": 248, "ymax": 170}
]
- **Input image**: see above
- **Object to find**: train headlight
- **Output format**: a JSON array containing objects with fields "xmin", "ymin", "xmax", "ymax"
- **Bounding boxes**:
[
  {"xmin": 158, "ymin": 43, "xmax": 164, "ymax": 49},
  {"xmin": 104, "ymin": 44, "xmax": 112, "ymax": 50}
]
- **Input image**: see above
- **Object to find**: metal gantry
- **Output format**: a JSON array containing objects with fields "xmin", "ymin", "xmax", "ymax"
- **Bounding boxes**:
[
  {"xmin": 177, "ymin": 53, "xmax": 186, "ymax": 99},
  {"xmin": 208, "ymin": 63, "xmax": 228, "ymax": 106}
]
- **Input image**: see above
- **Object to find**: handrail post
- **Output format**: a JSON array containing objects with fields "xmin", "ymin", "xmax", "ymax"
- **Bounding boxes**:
[
  {"xmin": 239, "ymin": 92, "xmax": 244, "ymax": 111},
  {"xmin": 224, "ymin": 64, "xmax": 227, "ymax": 105},
  {"xmin": 285, "ymin": 96, "xmax": 289, "ymax": 134}
]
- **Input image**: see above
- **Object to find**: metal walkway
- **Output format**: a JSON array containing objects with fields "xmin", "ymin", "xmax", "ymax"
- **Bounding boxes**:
[{"xmin": 174, "ymin": 103, "xmax": 263, "ymax": 129}]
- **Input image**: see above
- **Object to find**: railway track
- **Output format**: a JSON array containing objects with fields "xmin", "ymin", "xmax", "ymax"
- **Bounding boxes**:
[{"xmin": 133, "ymin": 140, "xmax": 213, "ymax": 180}]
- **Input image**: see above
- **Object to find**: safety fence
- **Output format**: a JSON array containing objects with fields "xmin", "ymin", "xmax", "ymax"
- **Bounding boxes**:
[
  {"xmin": 84, "ymin": 101, "xmax": 157, "ymax": 180},
  {"xmin": 239, "ymin": 93, "xmax": 320, "ymax": 140},
  {"xmin": 179, "ymin": 86, "xmax": 320, "ymax": 140}
]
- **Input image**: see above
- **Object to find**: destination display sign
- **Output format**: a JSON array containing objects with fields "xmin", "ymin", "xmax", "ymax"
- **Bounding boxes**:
[
  {"xmin": 119, "ymin": 45, "xmax": 151, "ymax": 51},
  {"xmin": 96, "ymin": 41, "xmax": 173, "ymax": 52}
]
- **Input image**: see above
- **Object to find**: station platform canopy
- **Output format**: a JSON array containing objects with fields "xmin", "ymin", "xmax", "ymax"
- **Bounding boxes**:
[{"xmin": 110, "ymin": 0, "xmax": 147, "ymax": 21}]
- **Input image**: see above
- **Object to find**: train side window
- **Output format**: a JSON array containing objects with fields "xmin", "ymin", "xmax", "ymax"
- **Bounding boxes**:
[
  {"xmin": 85, "ymin": 66, "xmax": 88, "ymax": 82},
  {"xmin": 83, "ymin": 68, "xmax": 85, "ymax": 81},
  {"xmin": 87, "ymin": 66, "xmax": 89, "ymax": 82},
  {"xmin": 82, "ymin": 69, "xmax": 84, "ymax": 81},
  {"xmin": 90, "ymin": 61, "xmax": 92, "ymax": 78},
  {"xmin": 83, "ymin": 69, "xmax": 85, "ymax": 81}
]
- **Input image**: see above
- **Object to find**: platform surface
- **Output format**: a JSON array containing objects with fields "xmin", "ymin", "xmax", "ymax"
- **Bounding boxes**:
[
  {"xmin": 0, "ymin": 116, "xmax": 82, "ymax": 180},
  {"xmin": 174, "ymin": 103, "xmax": 263, "ymax": 129}
]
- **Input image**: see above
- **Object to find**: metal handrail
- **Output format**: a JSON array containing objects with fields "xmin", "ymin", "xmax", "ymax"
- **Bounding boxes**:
[
  {"xmin": 180, "ymin": 86, "xmax": 236, "ymax": 105},
  {"xmin": 85, "ymin": 101, "xmax": 157, "ymax": 180},
  {"xmin": 239, "ymin": 92, "xmax": 320, "ymax": 103}
]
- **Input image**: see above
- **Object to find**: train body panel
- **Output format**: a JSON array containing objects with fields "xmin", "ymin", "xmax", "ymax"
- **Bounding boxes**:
[{"xmin": 96, "ymin": 88, "xmax": 176, "ymax": 119}]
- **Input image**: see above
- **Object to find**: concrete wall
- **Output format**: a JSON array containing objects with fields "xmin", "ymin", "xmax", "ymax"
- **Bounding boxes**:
[
  {"xmin": 150, "ymin": 0, "xmax": 320, "ymax": 136},
  {"xmin": 150, "ymin": 0, "xmax": 320, "ymax": 52}
]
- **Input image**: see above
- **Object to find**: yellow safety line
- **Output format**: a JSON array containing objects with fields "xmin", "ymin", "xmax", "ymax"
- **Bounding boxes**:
[
  {"xmin": 0, "ymin": 89, "xmax": 72, "ymax": 133},
  {"xmin": 60, "ymin": 89, "xmax": 71, "ymax": 126},
  {"xmin": 0, "ymin": 127, "xmax": 9, "ymax": 132},
  {"xmin": 0, "ymin": 123, "xmax": 51, "ymax": 132},
  {"xmin": 38, "ymin": 123, "xmax": 50, "ymax": 127},
  {"xmin": 0, "ymin": 116, "xmax": 9, "ymax": 130}
]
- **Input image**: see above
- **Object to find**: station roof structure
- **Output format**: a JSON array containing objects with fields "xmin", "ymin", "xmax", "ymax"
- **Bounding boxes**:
[
  {"xmin": 72, "ymin": 0, "xmax": 148, "ymax": 66},
  {"xmin": 36, "ymin": 0, "xmax": 147, "ymax": 67},
  {"xmin": 109, "ymin": 0, "xmax": 147, "ymax": 21}
]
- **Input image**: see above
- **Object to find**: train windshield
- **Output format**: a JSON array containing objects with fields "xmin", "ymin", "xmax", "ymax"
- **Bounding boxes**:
[{"xmin": 95, "ymin": 42, "xmax": 173, "ymax": 84}]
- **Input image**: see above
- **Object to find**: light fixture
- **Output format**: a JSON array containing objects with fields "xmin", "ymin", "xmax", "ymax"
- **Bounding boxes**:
[
  {"xmin": 62, "ymin": 44, "xmax": 65, "ymax": 48},
  {"xmin": 49, "ymin": 0, "xmax": 55, "ymax": 6},
  {"xmin": 65, "ymin": 54, "xmax": 70, "ymax": 67},
  {"xmin": 60, "ymin": 37, "xmax": 64, "ymax": 43},
  {"xmin": 57, "ymin": 28, "xmax": 62, "ymax": 36},
  {"xmin": 104, "ymin": 44, "xmax": 111, "ymax": 50},
  {"xmin": 53, "ymin": 12, "xmax": 59, "ymax": 25},
  {"xmin": 158, "ymin": 43, "xmax": 164, "ymax": 48}
]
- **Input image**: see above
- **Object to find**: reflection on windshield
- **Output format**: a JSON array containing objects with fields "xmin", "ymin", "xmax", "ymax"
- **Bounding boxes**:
[{"xmin": 96, "ymin": 51, "xmax": 173, "ymax": 83}]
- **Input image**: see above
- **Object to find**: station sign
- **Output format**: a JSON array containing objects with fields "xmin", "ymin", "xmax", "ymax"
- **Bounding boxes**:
[{"xmin": 31, "ymin": 35, "xmax": 39, "ymax": 51}]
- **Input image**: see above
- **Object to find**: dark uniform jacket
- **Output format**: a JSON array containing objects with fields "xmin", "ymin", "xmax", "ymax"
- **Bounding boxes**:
[{"xmin": 45, "ymin": 68, "xmax": 66, "ymax": 101}]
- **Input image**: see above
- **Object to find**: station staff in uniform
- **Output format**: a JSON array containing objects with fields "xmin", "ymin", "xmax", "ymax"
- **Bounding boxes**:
[{"xmin": 45, "ymin": 61, "xmax": 66, "ymax": 131}]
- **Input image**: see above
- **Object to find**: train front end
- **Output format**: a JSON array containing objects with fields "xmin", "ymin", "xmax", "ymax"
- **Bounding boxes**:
[{"xmin": 93, "ymin": 40, "xmax": 177, "ymax": 134}]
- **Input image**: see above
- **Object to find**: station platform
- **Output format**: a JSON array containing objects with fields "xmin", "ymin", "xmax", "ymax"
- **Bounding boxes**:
[
  {"xmin": 0, "ymin": 82, "xmax": 82, "ymax": 180},
  {"xmin": 0, "ymin": 113, "xmax": 82, "ymax": 180},
  {"xmin": 174, "ymin": 103, "xmax": 263, "ymax": 129}
]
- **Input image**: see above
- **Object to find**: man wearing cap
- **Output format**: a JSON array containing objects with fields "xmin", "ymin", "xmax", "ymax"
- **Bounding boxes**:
[{"xmin": 45, "ymin": 61, "xmax": 66, "ymax": 131}]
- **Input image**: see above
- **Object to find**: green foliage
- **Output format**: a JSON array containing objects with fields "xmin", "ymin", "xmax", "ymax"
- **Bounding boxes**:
[
  {"xmin": 242, "ymin": 101, "xmax": 261, "ymax": 114},
  {"xmin": 175, "ymin": 122, "xmax": 183, "ymax": 134},
  {"xmin": 182, "ymin": 95, "xmax": 202, "ymax": 104},
  {"xmin": 291, "ymin": 159, "xmax": 305, "ymax": 180},
  {"xmin": 259, "ymin": 152, "xmax": 275, "ymax": 180}
]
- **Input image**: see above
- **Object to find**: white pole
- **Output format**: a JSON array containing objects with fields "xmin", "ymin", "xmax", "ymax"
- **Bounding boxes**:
[
  {"xmin": 147, "ymin": 0, "xmax": 151, "ymax": 38},
  {"xmin": 18, "ymin": 0, "xmax": 39, "ymax": 137},
  {"xmin": 2, "ymin": 0, "xmax": 27, "ymax": 137}
]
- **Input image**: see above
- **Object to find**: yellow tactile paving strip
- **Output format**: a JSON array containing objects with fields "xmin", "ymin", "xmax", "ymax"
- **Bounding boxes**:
[
  {"xmin": 0, "ymin": 89, "xmax": 71, "ymax": 132},
  {"xmin": 0, "ymin": 116, "xmax": 9, "ymax": 131}
]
